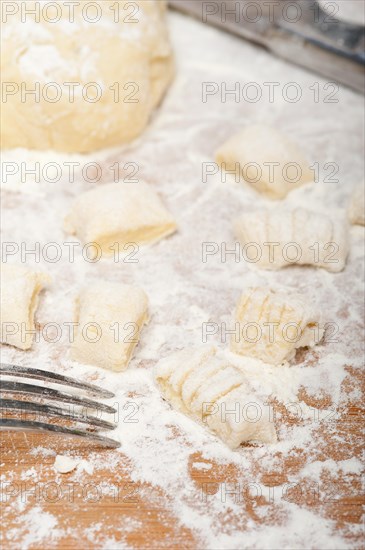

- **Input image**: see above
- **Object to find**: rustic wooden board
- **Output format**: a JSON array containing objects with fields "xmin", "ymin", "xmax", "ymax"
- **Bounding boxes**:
[{"xmin": 1, "ymin": 364, "xmax": 363, "ymax": 549}]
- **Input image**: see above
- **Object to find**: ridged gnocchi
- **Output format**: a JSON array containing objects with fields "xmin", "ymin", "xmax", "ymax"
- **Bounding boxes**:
[
  {"xmin": 231, "ymin": 287, "xmax": 324, "ymax": 365},
  {"xmin": 234, "ymin": 207, "xmax": 349, "ymax": 272},
  {"xmin": 0, "ymin": 264, "xmax": 50, "ymax": 350},
  {"xmin": 155, "ymin": 346, "xmax": 277, "ymax": 449},
  {"xmin": 64, "ymin": 182, "xmax": 177, "ymax": 259},
  {"xmin": 215, "ymin": 125, "xmax": 313, "ymax": 199}
]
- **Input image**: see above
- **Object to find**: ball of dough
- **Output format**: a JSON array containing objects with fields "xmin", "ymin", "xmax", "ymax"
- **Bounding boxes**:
[{"xmin": 1, "ymin": 1, "xmax": 174, "ymax": 153}]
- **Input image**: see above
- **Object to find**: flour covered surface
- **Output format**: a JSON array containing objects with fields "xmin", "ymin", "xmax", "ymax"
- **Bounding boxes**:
[{"xmin": 0, "ymin": 8, "xmax": 364, "ymax": 550}]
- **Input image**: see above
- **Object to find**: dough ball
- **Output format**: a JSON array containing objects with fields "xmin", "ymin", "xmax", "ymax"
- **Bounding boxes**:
[{"xmin": 1, "ymin": 0, "xmax": 174, "ymax": 152}]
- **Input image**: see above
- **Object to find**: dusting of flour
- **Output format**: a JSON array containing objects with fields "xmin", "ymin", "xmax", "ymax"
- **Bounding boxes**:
[{"xmin": 1, "ymin": 9, "xmax": 364, "ymax": 550}]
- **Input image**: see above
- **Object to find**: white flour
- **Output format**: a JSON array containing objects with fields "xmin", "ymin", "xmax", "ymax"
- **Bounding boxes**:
[{"xmin": 1, "ymin": 8, "xmax": 364, "ymax": 550}]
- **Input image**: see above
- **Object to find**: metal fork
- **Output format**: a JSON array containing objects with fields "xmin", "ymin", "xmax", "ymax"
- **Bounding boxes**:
[{"xmin": 0, "ymin": 364, "xmax": 120, "ymax": 448}]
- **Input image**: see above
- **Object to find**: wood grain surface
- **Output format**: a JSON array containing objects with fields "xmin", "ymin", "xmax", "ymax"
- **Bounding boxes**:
[{"xmin": 1, "ymin": 362, "xmax": 363, "ymax": 549}]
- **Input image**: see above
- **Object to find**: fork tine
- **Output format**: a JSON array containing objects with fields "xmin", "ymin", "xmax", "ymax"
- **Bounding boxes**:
[
  {"xmin": 0, "ymin": 364, "xmax": 114, "ymax": 398},
  {"xmin": 0, "ymin": 381, "xmax": 117, "ymax": 414},
  {"xmin": 0, "ymin": 399, "xmax": 117, "ymax": 431},
  {"xmin": 0, "ymin": 418, "xmax": 120, "ymax": 448}
]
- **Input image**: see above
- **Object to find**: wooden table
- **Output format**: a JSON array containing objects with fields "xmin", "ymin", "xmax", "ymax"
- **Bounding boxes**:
[{"xmin": 1, "ymin": 366, "xmax": 363, "ymax": 549}]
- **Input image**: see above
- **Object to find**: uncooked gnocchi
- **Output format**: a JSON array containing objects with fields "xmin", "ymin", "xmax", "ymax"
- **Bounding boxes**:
[
  {"xmin": 155, "ymin": 346, "xmax": 277, "ymax": 449},
  {"xmin": 231, "ymin": 287, "xmax": 324, "ymax": 365},
  {"xmin": 234, "ymin": 207, "xmax": 349, "ymax": 272},
  {"xmin": 348, "ymin": 184, "xmax": 365, "ymax": 226},
  {"xmin": 0, "ymin": 264, "xmax": 50, "ymax": 350},
  {"xmin": 215, "ymin": 125, "xmax": 313, "ymax": 199},
  {"xmin": 71, "ymin": 282, "xmax": 148, "ymax": 371},
  {"xmin": 64, "ymin": 182, "xmax": 177, "ymax": 258}
]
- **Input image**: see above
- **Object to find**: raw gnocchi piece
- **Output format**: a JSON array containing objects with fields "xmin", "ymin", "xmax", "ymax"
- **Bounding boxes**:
[
  {"xmin": 71, "ymin": 282, "xmax": 149, "ymax": 372},
  {"xmin": 64, "ymin": 182, "xmax": 177, "ymax": 259},
  {"xmin": 0, "ymin": 264, "xmax": 50, "ymax": 350},
  {"xmin": 215, "ymin": 125, "xmax": 313, "ymax": 199},
  {"xmin": 155, "ymin": 347, "xmax": 277, "ymax": 449},
  {"xmin": 234, "ymin": 207, "xmax": 349, "ymax": 272},
  {"xmin": 348, "ymin": 184, "xmax": 365, "ymax": 226},
  {"xmin": 231, "ymin": 287, "xmax": 324, "ymax": 365}
]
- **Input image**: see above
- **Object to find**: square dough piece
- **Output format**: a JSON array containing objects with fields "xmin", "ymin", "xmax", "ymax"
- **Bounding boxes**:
[
  {"xmin": 64, "ymin": 182, "xmax": 177, "ymax": 258},
  {"xmin": 155, "ymin": 346, "xmax": 277, "ymax": 450},
  {"xmin": 0, "ymin": 264, "xmax": 50, "ymax": 350},
  {"xmin": 231, "ymin": 287, "xmax": 324, "ymax": 365},
  {"xmin": 215, "ymin": 124, "xmax": 313, "ymax": 199},
  {"xmin": 234, "ymin": 207, "xmax": 349, "ymax": 272},
  {"xmin": 71, "ymin": 282, "xmax": 149, "ymax": 371},
  {"xmin": 348, "ymin": 184, "xmax": 365, "ymax": 226}
]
